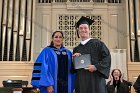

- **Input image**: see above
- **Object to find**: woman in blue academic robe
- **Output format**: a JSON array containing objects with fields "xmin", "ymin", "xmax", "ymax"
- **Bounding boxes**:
[{"xmin": 31, "ymin": 31, "xmax": 75, "ymax": 93}]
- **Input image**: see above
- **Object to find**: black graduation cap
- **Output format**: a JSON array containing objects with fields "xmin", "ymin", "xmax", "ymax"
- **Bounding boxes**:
[
  {"xmin": 75, "ymin": 16, "xmax": 94, "ymax": 37},
  {"xmin": 75, "ymin": 16, "xmax": 94, "ymax": 29}
]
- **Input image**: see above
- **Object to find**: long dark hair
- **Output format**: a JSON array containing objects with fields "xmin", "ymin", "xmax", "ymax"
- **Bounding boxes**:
[
  {"xmin": 111, "ymin": 69, "xmax": 122, "ymax": 79},
  {"xmin": 111, "ymin": 69, "xmax": 122, "ymax": 88},
  {"xmin": 49, "ymin": 31, "xmax": 64, "ymax": 47}
]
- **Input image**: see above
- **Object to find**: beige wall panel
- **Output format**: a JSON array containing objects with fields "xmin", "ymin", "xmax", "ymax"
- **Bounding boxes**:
[
  {"xmin": 33, "ymin": 8, "xmax": 52, "ymax": 60},
  {"xmin": 41, "ymin": 13, "xmax": 51, "ymax": 48},
  {"xmin": 108, "ymin": 14, "xmax": 118, "ymax": 48},
  {"xmin": 108, "ymin": 5, "xmax": 127, "ymax": 49},
  {"xmin": 117, "ymin": 7, "xmax": 127, "ymax": 49}
]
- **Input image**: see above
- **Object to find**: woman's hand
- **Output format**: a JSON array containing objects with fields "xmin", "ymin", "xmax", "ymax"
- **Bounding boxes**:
[
  {"xmin": 109, "ymin": 74, "xmax": 113, "ymax": 85},
  {"xmin": 120, "ymin": 74, "xmax": 123, "ymax": 82},
  {"xmin": 47, "ymin": 86, "xmax": 54, "ymax": 93}
]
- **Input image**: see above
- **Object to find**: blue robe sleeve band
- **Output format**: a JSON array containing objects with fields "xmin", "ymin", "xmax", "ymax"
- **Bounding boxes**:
[{"xmin": 31, "ymin": 48, "xmax": 55, "ymax": 87}]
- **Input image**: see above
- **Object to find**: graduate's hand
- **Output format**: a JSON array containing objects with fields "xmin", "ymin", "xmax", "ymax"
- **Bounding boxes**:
[
  {"xmin": 84, "ymin": 65, "xmax": 96, "ymax": 72},
  {"xmin": 47, "ymin": 86, "xmax": 54, "ymax": 93},
  {"xmin": 72, "ymin": 53, "xmax": 81, "ymax": 57}
]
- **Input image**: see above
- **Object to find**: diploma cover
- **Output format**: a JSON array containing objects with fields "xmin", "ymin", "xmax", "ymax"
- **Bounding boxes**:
[{"xmin": 73, "ymin": 54, "xmax": 91, "ymax": 69}]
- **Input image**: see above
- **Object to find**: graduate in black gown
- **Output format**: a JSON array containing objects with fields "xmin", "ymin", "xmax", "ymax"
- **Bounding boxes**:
[
  {"xmin": 134, "ymin": 75, "xmax": 140, "ymax": 93},
  {"xmin": 107, "ymin": 69, "xmax": 131, "ymax": 93},
  {"xmin": 72, "ymin": 16, "xmax": 111, "ymax": 93},
  {"xmin": 31, "ymin": 31, "xmax": 75, "ymax": 93}
]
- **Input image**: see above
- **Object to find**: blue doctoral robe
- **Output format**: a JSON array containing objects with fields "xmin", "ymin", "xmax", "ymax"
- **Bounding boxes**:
[{"xmin": 31, "ymin": 47, "xmax": 75, "ymax": 93}]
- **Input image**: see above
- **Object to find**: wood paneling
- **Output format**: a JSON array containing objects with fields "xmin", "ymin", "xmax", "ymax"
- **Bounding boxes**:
[
  {"xmin": 0, "ymin": 62, "xmax": 34, "ymax": 87},
  {"xmin": 128, "ymin": 62, "xmax": 140, "ymax": 93}
]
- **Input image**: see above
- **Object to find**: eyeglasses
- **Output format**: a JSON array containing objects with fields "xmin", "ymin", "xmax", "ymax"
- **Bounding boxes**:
[{"xmin": 54, "ymin": 36, "xmax": 63, "ymax": 38}]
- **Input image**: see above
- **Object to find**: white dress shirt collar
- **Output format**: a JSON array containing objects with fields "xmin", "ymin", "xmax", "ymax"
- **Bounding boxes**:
[{"xmin": 80, "ymin": 38, "xmax": 92, "ymax": 45}]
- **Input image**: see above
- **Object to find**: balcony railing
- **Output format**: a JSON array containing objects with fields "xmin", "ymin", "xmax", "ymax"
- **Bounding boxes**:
[{"xmin": 38, "ymin": 0, "xmax": 121, "ymax": 3}]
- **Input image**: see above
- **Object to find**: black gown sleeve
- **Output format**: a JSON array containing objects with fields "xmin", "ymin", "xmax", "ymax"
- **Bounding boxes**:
[
  {"xmin": 94, "ymin": 42, "xmax": 111, "ymax": 79},
  {"xmin": 70, "ymin": 61, "xmax": 77, "ymax": 74},
  {"xmin": 107, "ymin": 80, "xmax": 130, "ymax": 93},
  {"xmin": 134, "ymin": 75, "xmax": 140, "ymax": 92},
  {"xmin": 107, "ymin": 81, "xmax": 115, "ymax": 93},
  {"xmin": 117, "ymin": 81, "xmax": 130, "ymax": 93},
  {"xmin": 70, "ymin": 47, "xmax": 77, "ymax": 74}
]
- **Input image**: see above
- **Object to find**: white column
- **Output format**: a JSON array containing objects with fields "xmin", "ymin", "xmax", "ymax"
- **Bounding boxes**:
[{"xmin": 110, "ymin": 49, "xmax": 127, "ymax": 80}]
